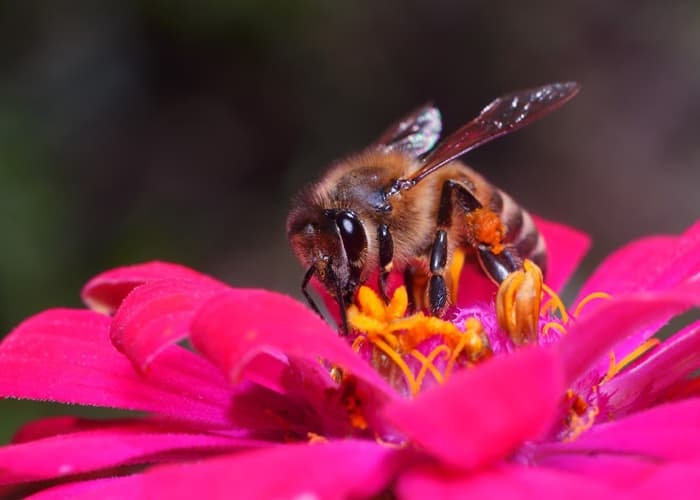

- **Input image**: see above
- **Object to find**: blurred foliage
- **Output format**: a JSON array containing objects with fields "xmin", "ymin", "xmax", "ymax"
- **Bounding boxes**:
[{"xmin": 0, "ymin": 0, "xmax": 698, "ymax": 442}]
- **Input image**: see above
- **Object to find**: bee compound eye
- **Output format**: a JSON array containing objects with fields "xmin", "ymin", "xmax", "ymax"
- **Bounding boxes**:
[{"xmin": 336, "ymin": 212, "xmax": 367, "ymax": 263}]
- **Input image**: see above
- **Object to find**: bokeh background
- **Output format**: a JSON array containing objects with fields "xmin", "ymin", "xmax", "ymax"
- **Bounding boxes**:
[{"xmin": 1, "ymin": 1, "xmax": 698, "ymax": 440}]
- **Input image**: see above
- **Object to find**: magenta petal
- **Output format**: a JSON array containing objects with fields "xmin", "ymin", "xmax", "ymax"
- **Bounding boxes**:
[
  {"xmin": 0, "ymin": 309, "xmax": 234, "ymax": 426},
  {"xmin": 81, "ymin": 261, "xmax": 225, "ymax": 314},
  {"xmin": 110, "ymin": 279, "xmax": 227, "ymax": 371},
  {"xmin": 600, "ymin": 320, "xmax": 700, "ymax": 415},
  {"xmin": 31, "ymin": 441, "xmax": 409, "ymax": 499},
  {"xmin": 27, "ymin": 476, "xmax": 143, "ymax": 500},
  {"xmin": 575, "ymin": 221, "xmax": 700, "ymax": 303},
  {"xmin": 383, "ymin": 347, "xmax": 563, "ymax": 470},
  {"xmin": 397, "ymin": 463, "xmax": 613, "ymax": 500},
  {"xmin": 140, "ymin": 440, "xmax": 405, "ymax": 499},
  {"xmin": 556, "ymin": 282, "xmax": 700, "ymax": 388},
  {"xmin": 628, "ymin": 461, "xmax": 700, "ymax": 498},
  {"xmin": 0, "ymin": 421, "xmax": 244, "ymax": 486},
  {"xmin": 532, "ymin": 215, "xmax": 590, "ymax": 293},
  {"xmin": 542, "ymin": 398, "xmax": 700, "ymax": 463},
  {"xmin": 190, "ymin": 289, "xmax": 394, "ymax": 395}
]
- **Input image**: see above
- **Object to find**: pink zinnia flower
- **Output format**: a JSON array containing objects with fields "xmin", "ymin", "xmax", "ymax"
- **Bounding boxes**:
[{"xmin": 1, "ymin": 217, "xmax": 699, "ymax": 499}]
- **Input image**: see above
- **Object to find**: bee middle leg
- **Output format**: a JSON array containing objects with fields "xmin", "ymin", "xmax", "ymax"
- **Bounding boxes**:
[
  {"xmin": 427, "ymin": 180, "xmax": 483, "ymax": 314},
  {"xmin": 428, "ymin": 180, "xmax": 542, "ymax": 344}
]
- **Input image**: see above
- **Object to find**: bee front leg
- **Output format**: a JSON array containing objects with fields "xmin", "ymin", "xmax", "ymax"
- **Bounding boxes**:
[{"xmin": 377, "ymin": 224, "xmax": 394, "ymax": 303}]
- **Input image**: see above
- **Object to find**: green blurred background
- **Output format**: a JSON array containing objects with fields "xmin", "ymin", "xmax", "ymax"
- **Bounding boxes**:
[{"xmin": 1, "ymin": 1, "xmax": 698, "ymax": 441}]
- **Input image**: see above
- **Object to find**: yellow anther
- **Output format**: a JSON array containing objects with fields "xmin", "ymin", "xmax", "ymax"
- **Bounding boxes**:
[
  {"xmin": 386, "ymin": 285, "xmax": 409, "ymax": 319},
  {"xmin": 445, "ymin": 318, "xmax": 485, "ymax": 377},
  {"xmin": 356, "ymin": 285, "xmax": 388, "ymax": 321},
  {"xmin": 574, "ymin": 292, "xmax": 612, "ymax": 318}
]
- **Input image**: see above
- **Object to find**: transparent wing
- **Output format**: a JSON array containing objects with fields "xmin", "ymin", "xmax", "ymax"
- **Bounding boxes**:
[
  {"xmin": 373, "ymin": 104, "xmax": 442, "ymax": 158},
  {"xmin": 404, "ymin": 82, "xmax": 580, "ymax": 186}
]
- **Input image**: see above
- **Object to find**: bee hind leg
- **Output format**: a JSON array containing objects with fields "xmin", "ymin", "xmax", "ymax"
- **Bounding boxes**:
[
  {"xmin": 429, "ymin": 179, "xmax": 543, "ymax": 344},
  {"xmin": 477, "ymin": 244, "xmax": 543, "ymax": 345}
]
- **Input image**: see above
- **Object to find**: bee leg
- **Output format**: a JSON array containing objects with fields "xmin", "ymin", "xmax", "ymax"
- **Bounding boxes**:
[
  {"xmin": 378, "ymin": 224, "xmax": 394, "ymax": 303},
  {"xmin": 477, "ymin": 244, "xmax": 543, "ymax": 345},
  {"xmin": 426, "ymin": 180, "xmax": 483, "ymax": 314},
  {"xmin": 431, "ymin": 179, "xmax": 542, "ymax": 343},
  {"xmin": 428, "ymin": 229, "xmax": 449, "ymax": 313}
]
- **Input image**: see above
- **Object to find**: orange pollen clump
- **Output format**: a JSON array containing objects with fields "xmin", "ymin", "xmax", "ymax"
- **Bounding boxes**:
[
  {"xmin": 346, "ymin": 285, "xmax": 490, "ymax": 396},
  {"xmin": 563, "ymin": 388, "xmax": 599, "ymax": 442},
  {"xmin": 338, "ymin": 374, "xmax": 369, "ymax": 430},
  {"xmin": 465, "ymin": 208, "xmax": 506, "ymax": 254}
]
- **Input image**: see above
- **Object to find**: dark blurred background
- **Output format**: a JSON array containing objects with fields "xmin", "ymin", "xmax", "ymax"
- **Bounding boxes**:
[{"xmin": 0, "ymin": 1, "xmax": 698, "ymax": 439}]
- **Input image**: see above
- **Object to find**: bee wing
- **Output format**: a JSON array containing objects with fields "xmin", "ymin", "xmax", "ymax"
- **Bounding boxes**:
[
  {"xmin": 373, "ymin": 104, "xmax": 442, "ymax": 157},
  {"xmin": 405, "ymin": 82, "xmax": 580, "ymax": 185}
]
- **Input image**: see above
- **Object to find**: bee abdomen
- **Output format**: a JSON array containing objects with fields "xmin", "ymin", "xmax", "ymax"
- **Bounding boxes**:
[{"xmin": 493, "ymin": 189, "xmax": 547, "ymax": 275}]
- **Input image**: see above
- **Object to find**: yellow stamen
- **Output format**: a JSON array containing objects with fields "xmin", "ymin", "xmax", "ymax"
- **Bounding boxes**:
[
  {"xmin": 603, "ymin": 337, "xmax": 660, "ymax": 382},
  {"xmin": 346, "ymin": 285, "xmax": 490, "ymax": 396},
  {"xmin": 445, "ymin": 318, "xmax": 485, "ymax": 377},
  {"xmin": 371, "ymin": 336, "xmax": 420, "ymax": 396},
  {"xmin": 542, "ymin": 321, "xmax": 567, "ymax": 336},
  {"xmin": 412, "ymin": 345, "xmax": 449, "ymax": 388},
  {"xmin": 573, "ymin": 292, "xmax": 612, "ymax": 318},
  {"xmin": 541, "ymin": 283, "xmax": 569, "ymax": 323}
]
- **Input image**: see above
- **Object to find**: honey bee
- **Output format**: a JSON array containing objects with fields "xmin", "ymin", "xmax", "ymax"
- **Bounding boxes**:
[{"xmin": 287, "ymin": 82, "xmax": 580, "ymax": 341}]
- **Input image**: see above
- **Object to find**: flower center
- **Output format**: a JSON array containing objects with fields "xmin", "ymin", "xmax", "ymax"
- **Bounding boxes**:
[{"xmin": 346, "ymin": 286, "xmax": 491, "ymax": 396}]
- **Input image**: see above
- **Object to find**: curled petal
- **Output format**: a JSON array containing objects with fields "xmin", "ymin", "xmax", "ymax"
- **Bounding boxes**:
[
  {"xmin": 600, "ymin": 320, "xmax": 700, "ymax": 416},
  {"xmin": 575, "ymin": 220, "xmax": 700, "ymax": 304},
  {"xmin": 190, "ymin": 289, "xmax": 398, "ymax": 435},
  {"xmin": 26, "ymin": 476, "xmax": 142, "ymax": 500},
  {"xmin": 556, "ymin": 282, "xmax": 700, "ymax": 388},
  {"xmin": 0, "ymin": 309, "xmax": 234, "ymax": 427},
  {"xmin": 81, "ymin": 261, "xmax": 224, "ymax": 314},
  {"xmin": 31, "ymin": 441, "xmax": 409, "ymax": 500},
  {"xmin": 0, "ymin": 420, "xmax": 247, "ymax": 486},
  {"xmin": 538, "ymin": 398, "xmax": 700, "ymax": 465},
  {"xmin": 190, "ymin": 289, "xmax": 393, "ymax": 395},
  {"xmin": 627, "ymin": 461, "xmax": 700, "ymax": 498},
  {"xmin": 383, "ymin": 347, "xmax": 563, "ymax": 470},
  {"xmin": 110, "ymin": 279, "xmax": 227, "ymax": 372}
]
